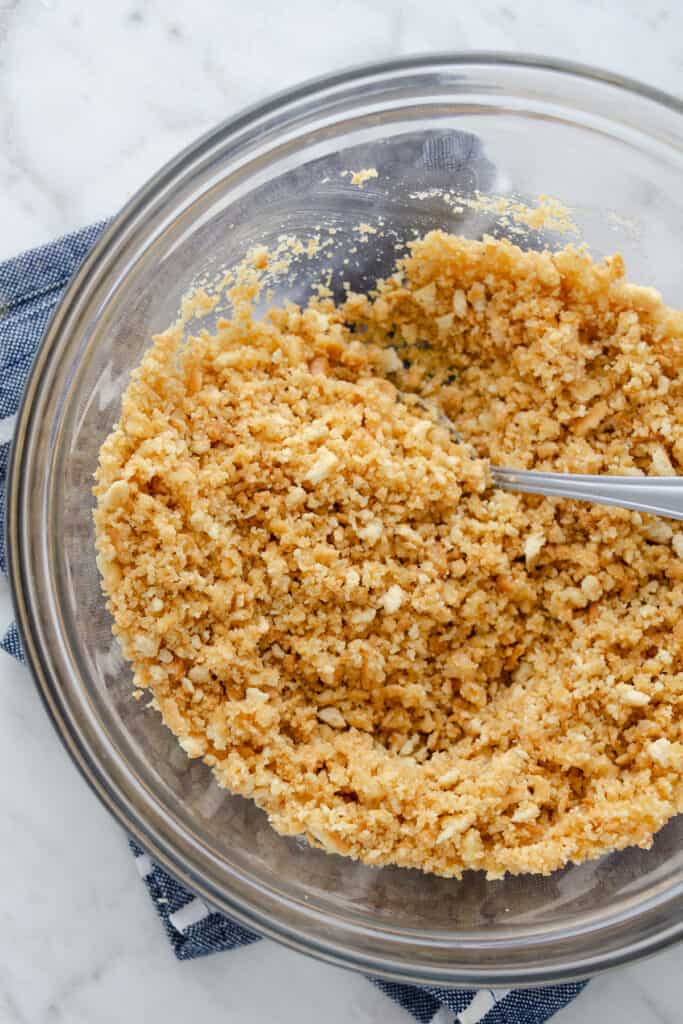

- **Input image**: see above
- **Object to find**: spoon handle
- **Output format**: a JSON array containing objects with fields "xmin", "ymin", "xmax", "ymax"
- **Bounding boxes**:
[{"xmin": 490, "ymin": 466, "xmax": 683, "ymax": 521}]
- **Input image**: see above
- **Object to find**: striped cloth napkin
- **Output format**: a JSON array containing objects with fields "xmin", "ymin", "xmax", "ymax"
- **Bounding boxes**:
[{"xmin": 0, "ymin": 222, "xmax": 588, "ymax": 1024}]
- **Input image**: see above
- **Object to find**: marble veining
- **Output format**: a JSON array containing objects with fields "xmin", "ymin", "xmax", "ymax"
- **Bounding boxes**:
[{"xmin": 1, "ymin": 1, "xmax": 682, "ymax": 1021}]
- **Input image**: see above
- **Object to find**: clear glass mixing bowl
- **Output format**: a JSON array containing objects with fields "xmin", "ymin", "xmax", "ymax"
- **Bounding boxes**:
[{"xmin": 8, "ymin": 55, "xmax": 683, "ymax": 986}]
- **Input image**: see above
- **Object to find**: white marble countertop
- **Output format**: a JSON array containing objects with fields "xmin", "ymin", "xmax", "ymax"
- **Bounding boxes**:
[{"xmin": 1, "ymin": 1, "xmax": 683, "ymax": 1022}]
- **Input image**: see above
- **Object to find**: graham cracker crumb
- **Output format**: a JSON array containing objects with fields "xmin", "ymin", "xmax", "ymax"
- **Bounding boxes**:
[
  {"xmin": 94, "ymin": 230, "xmax": 683, "ymax": 879},
  {"xmin": 347, "ymin": 168, "xmax": 378, "ymax": 188}
]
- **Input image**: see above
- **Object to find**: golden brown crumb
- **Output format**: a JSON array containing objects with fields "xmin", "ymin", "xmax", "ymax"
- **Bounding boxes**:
[
  {"xmin": 347, "ymin": 168, "xmax": 378, "ymax": 188},
  {"xmin": 94, "ymin": 232, "xmax": 683, "ymax": 879}
]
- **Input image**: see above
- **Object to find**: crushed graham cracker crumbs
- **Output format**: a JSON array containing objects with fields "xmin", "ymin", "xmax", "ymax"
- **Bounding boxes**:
[
  {"xmin": 408, "ymin": 190, "xmax": 579, "ymax": 239},
  {"xmin": 94, "ymin": 231, "xmax": 683, "ymax": 879}
]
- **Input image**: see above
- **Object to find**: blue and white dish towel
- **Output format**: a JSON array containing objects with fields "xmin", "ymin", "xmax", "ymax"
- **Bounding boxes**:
[{"xmin": 0, "ymin": 225, "xmax": 587, "ymax": 1024}]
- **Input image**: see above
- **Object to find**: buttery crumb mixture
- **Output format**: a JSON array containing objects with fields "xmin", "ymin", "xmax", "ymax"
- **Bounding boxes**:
[{"xmin": 94, "ymin": 232, "xmax": 683, "ymax": 878}]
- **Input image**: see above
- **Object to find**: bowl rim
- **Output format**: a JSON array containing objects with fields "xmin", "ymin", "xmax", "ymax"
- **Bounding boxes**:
[{"xmin": 8, "ymin": 51, "xmax": 683, "ymax": 986}]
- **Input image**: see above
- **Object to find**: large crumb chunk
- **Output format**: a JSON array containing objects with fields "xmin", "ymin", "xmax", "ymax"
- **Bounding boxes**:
[{"xmin": 348, "ymin": 167, "xmax": 378, "ymax": 188}]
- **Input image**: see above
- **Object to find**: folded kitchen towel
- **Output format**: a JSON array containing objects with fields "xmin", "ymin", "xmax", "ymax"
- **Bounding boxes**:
[{"xmin": 0, "ymin": 222, "xmax": 587, "ymax": 1024}]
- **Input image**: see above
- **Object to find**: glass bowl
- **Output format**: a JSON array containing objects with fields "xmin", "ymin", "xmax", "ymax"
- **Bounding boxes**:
[{"xmin": 8, "ymin": 54, "xmax": 683, "ymax": 987}]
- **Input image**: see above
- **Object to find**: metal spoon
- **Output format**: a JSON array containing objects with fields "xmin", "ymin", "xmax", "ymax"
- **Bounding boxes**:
[
  {"xmin": 405, "ymin": 393, "xmax": 683, "ymax": 521},
  {"xmin": 490, "ymin": 466, "xmax": 683, "ymax": 521}
]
